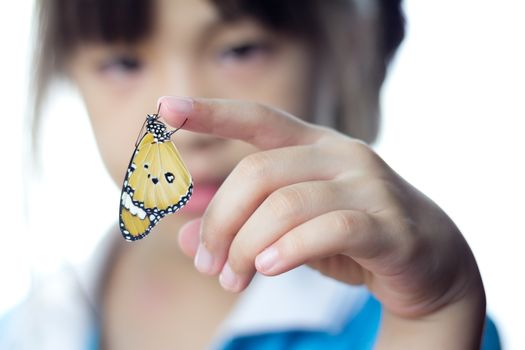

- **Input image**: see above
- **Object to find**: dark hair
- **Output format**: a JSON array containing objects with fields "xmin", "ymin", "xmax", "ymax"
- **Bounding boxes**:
[{"xmin": 31, "ymin": 0, "xmax": 404, "ymax": 147}]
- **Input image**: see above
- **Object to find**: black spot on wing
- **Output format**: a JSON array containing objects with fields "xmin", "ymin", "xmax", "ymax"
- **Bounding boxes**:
[{"xmin": 165, "ymin": 172, "xmax": 175, "ymax": 184}]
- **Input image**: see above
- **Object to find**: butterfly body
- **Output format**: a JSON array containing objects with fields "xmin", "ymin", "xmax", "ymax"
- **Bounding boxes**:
[{"xmin": 119, "ymin": 114, "xmax": 192, "ymax": 241}]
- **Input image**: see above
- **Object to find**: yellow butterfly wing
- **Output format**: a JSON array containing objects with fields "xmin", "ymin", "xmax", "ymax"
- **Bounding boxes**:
[{"xmin": 119, "ymin": 132, "xmax": 192, "ymax": 241}]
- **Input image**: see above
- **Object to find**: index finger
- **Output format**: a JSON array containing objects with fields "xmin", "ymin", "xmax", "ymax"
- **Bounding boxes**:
[{"xmin": 157, "ymin": 96, "xmax": 328, "ymax": 150}]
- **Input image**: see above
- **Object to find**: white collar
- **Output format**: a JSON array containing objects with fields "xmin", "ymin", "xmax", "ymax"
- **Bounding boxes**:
[{"xmin": 210, "ymin": 266, "xmax": 368, "ymax": 348}]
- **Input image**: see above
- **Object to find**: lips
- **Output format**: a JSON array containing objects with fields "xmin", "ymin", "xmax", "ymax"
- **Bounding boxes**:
[{"xmin": 182, "ymin": 182, "xmax": 220, "ymax": 214}]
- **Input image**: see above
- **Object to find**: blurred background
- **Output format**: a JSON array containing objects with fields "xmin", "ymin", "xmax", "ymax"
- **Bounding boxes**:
[{"xmin": 0, "ymin": 1, "xmax": 523, "ymax": 348}]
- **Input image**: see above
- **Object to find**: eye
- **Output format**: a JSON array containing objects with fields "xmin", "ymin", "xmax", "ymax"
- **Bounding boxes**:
[
  {"xmin": 217, "ymin": 41, "xmax": 273, "ymax": 64},
  {"xmin": 98, "ymin": 54, "xmax": 143, "ymax": 76}
]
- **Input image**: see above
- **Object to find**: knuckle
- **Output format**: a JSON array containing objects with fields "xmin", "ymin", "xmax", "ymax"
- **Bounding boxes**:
[
  {"xmin": 280, "ymin": 234, "xmax": 305, "ymax": 258},
  {"xmin": 266, "ymin": 187, "xmax": 304, "ymax": 220},
  {"xmin": 236, "ymin": 152, "xmax": 273, "ymax": 180},
  {"xmin": 347, "ymin": 139, "xmax": 373, "ymax": 156},
  {"xmin": 199, "ymin": 222, "xmax": 219, "ymax": 251},
  {"xmin": 200, "ymin": 211, "xmax": 227, "ymax": 253},
  {"xmin": 346, "ymin": 140, "xmax": 385, "ymax": 172},
  {"xmin": 200, "ymin": 207, "xmax": 216, "ymax": 236},
  {"xmin": 245, "ymin": 101, "xmax": 275, "ymax": 125},
  {"xmin": 332, "ymin": 210, "xmax": 358, "ymax": 235},
  {"xmin": 227, "ymin": 244, "xmax": 253, "ymax": 273}
]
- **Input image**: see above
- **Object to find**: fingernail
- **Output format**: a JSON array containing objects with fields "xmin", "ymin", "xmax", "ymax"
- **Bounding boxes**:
[
  {"xmin": 194, "ymin": 244, "xmax": 214, "ymax": 274},
  {"xmin": 255, "ymin": 247, "xmax": 279, "ymax": 273},
  {"xmin": 159, "ymin": 96, "xmax": 194, "ymax": 115},
  {"xmin": 219, "ymin": 263, "xmax": 239, "ymax": 292}
]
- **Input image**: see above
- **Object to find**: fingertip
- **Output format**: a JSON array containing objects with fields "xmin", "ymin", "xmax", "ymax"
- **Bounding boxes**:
[
  {"xmin": 255, "ymin": 246, "xmax": 284, "ymax": 275},
  {"xmin": 157, "ymin": 96, "xmax": 195, "ymax": 126},
  {"xmin": 178, "ymin": 218, "xmax": 202, "ymax": 257}
]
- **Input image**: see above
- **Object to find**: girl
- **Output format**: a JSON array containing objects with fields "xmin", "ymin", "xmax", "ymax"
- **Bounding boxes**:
[{"xmin": 1, "ymin": 0, "xmax": 500, "ymax": 349}]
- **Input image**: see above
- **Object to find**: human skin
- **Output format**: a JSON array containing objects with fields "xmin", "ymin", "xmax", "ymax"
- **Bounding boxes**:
[
  {"xmin": 164, "ymin": 97, "xmax": 486, "ymax": 349},
  {"xmin": 68, "ymin": 0, "xmax": 486, "ymax": 348}
]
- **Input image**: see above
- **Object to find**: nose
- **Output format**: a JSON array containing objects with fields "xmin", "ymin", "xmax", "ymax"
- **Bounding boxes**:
[
  {"xmin": 155, "ymin": 58, "xmax": 225, "ymax": 150},
  {"xmin": 158, "ymin": 56, "xmax": 200, "ymax": 99}
]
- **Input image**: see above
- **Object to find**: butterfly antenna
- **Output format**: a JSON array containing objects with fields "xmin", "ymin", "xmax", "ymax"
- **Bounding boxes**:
[
  {"xmin": 167, "ymin": 118, "xmax": 188, "ymax": 137},
  {"xmin": 134, "ymin": 118, "xmax": 148, "ymax": 147},
  {"xmin": 155, "ymin": 103, "xmax": 162, "ymax": 119}
]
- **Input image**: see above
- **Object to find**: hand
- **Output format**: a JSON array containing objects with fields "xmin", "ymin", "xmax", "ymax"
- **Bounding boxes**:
[{"xmin": 159, "ymin": 96, "xmax": 486, "ymax": 347}]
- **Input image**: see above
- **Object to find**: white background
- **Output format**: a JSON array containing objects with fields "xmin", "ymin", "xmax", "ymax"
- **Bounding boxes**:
[{"xmin": 0, "ymin": 1, "xmax": 523, "ymax": 348}]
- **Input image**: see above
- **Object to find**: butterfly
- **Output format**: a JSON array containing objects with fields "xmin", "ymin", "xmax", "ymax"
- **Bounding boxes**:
[{"xmin": 119, "ymin": 107, "xmax": 192, "ymax": 241}]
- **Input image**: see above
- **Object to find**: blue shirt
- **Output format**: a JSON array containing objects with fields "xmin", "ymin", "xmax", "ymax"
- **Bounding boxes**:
[
  {"xmin": 84, "ymin": 294, "xmax": 500, "ymax": 350},
  {"xmin": 0, "ymin": 234, "xmax": 501, "ymax": 350},
  {"xmin": 219, "ymin": 297, "xmax": 501, "ymax": 350}
]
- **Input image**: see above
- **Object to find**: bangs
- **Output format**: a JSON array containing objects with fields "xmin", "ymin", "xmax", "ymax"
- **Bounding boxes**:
[
  {"xmin": 53, "ymin": 0, "xmax": 154, "ymax": 51},
  {"xmin": 52, "ymin": 0, "xmax": 321, "ymax": 53},
  {"xmin": 211, "ymin": 0, "xmax": 321, "ymax": 38}
]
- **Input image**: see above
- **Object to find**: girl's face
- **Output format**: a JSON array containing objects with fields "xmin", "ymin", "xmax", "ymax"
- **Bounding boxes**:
[{"xmin": 68, "ymin": 0, "xmax": 315, "ymax": 214}]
